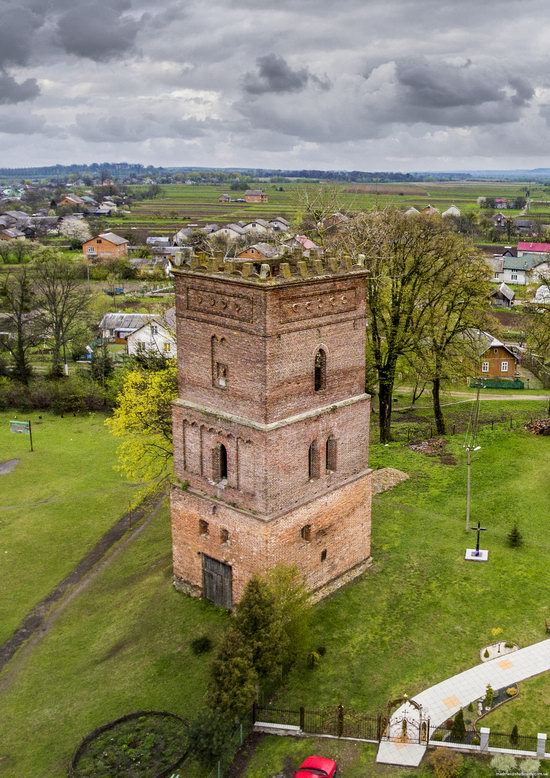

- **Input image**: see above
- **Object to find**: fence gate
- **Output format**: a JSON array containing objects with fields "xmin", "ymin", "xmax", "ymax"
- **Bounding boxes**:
[
  {"xmin": 381, "ymin": 697, "xmax": 429, "ymax": 745},
  {"xmin": 202, "ymin": 554, "xmax": 232, "ymax": 609}
]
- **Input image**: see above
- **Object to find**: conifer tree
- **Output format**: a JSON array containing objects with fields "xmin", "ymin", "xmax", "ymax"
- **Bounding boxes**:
[
  {"xmin": 507, "ymin": 524, "xmax": 524, "ymax": 548},
  {"xmin": 208, "ymin": 627, "xmax": 258, "ymax": 718},
  {"xmin": 450, "ymin": 709, "xmax": 466, "ymax": 743},
  {"xmin": 232, "ymin": 576, "xmax": 283, "ymax": 682}
]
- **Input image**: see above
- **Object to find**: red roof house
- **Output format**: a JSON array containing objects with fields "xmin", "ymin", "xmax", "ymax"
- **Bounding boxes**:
[{"xmin": 517, "ymin": 242, "xmax": 550, "ymax": 255}]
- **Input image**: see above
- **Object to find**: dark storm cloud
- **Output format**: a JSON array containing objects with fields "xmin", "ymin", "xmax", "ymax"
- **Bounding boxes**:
[
  {"xmin": 243, "ymin": 54, "xmax": 312, "ymax": 95},
  {"xmin": 55, "ymin": 2, "xmax": 141, "ymax": 61},
  {"xmin": 0, "ymin": 71, "xmax": 40, "ymax": 104},
  {"xmin": 2, "ymin": 0, "xmax": 550, "ymax": 167}
]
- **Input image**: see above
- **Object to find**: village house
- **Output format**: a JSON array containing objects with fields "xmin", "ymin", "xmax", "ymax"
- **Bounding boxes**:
[
  {"xmin": 490, "ymin": 282, "xmax": 515, "ymax": 308},
  {"xmin": 58, "ymin": 194, "xmax": 85, "ymax": 208},
  {"xmin": 0, "ymin": 227, "xmax": 26, "ymax": 240},
  {"xmin": 516, "ymin": 241, "xmax": 550, "ymax": 257},
  {"xmin": 236, "ymin": 243, "xmax": 281, "ymax": 261},
  {"xmin": 514, "ymin": 219, "xmax": 538, "ymax": 235},
  {"xmin": 467, "ymin": 330, "xmax": 520, "ymax": 379},
  {"xmin": 126, "ymin": 308, "xmax": 177, "ymax": 357},
  {"xmin": 244, "ymin": 189, "xmax": 268, "ymax": 203},
  {"xmin": 442, "ymin": 204, "xmax": 461, "ymax": 218},
  {"xmin": 421, "ymin": 204, "xmax": 440, "ymax": 216},
  {"xmin": 284, "ymin": 234, "xmax": 322, "ymax": 255},
  {"xmin": 218, "ymin": 194, "xmax": 232, "ymax": 202},
  {"xmin": 501, "ymin": 253, "xmax": 549, "ymax": 285},
  {"xmin": 532, "ymin": 284, "xmax": 550, "ymax": 304},
  {"xmin": 492, "ymin": 212, "xmax": 508, "ymax": 228},
  {"xmin": 98, "ymin": 312, "xmax": 158, "ymax": 343},
  {"xmin": 241, "ymin": 218, "xmax": 271, "ymax": 234},
  {"xmin": 270, "ymin": 216, "xmax": 290, "ymax": 232},
  {"xmin": 82, "ymin": 232, "xmax": 129, "ymax": 258},
  {"xmin": 209, "ymin": 223, "xmax": 246, "ymax": 242}
]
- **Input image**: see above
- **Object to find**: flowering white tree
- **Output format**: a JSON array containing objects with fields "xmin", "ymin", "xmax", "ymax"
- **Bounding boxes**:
[{"xmin": 60, "ymin": 218, "xmax": 91, "ymax": 247}]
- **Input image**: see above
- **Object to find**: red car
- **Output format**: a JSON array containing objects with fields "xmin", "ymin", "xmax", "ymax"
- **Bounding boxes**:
[{"xmin": 294, "ymin": 755, "xmax": 338, "ymax": 778}]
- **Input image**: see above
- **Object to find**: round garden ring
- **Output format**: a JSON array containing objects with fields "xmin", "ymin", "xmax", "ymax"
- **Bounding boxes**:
[{"xmin": 69, "ymin": 710, "xmax": 189, "ymax": 778}]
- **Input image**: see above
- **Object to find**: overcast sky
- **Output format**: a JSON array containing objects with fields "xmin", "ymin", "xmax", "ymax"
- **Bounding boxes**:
[{"xmin": 2, "ymin": 0, "xmax": 550, "ymax": 171}]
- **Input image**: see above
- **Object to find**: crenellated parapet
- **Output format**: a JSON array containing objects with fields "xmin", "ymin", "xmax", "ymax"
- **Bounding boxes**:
[{"xmin": 170, "ymin": 250, "xmax": 368, "ymax": 284}]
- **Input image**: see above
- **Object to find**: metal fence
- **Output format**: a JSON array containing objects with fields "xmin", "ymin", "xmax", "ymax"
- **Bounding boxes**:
[
  {"xmin": 254, "ymin": 704, "xmax": 380, "ymax": 742},
  {"xmin": 488, "ymin": 730, "xmax": 539, "ymax": 753},
  {"xmin": 430, "ymin": 725, "xmax": 480, "ymax": 746}
]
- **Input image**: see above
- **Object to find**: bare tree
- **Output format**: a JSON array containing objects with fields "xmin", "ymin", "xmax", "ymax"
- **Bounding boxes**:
[
  {"xmin": 33, "ymin": 251, "xmax": 91, "ymax": 377},
  {"xmin": 341, "ymin": 209, "xmax": 487, "ymax": 442},
  {"xmin": 0, "ymin": 267, "xmax": 42, "ymax": 384}
]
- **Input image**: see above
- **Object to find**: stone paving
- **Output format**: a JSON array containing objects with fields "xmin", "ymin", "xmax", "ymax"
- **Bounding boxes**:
[{"xmin": 376, "ymin": 638, "xmax": 550, "ymax": 767}]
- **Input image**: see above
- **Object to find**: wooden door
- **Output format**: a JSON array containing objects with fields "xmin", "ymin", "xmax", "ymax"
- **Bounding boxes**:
[{"xmin": 202, "ymin": 554, "xmax": 233, "ymax": 609}]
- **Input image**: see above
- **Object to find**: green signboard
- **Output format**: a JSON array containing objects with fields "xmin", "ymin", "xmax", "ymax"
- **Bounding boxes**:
[
  {"xmin": 9, "ymin": 419, "xmax": 33, "ymax": 451},
  {"xmin": 9, "ymin": 420, "xmax": 30, "ymax": 434}
]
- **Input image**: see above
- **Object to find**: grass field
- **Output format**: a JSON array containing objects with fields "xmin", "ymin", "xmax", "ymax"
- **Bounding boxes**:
[
  {"xmin": 0, "ymin": 412, "xmax": 140, "ymax": 644},
  {"xmin": 0, "ymin": 412, "xmax": 548, "ymax": 777},
  {"xmin": 105, "ymin": 180, "xmax": 550, "ymax": 236},
  {"xmin": 481, "ymin": 671, "xmax": 550, "ymax": 735},
  {"xmin": 0, "ymin": 501, "xmax": 226, "ymax": 777}
]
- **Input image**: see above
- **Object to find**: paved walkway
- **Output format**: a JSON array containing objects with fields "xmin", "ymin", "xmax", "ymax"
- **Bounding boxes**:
[{"xmin": 376, "ymin": 638, "xmax": 550, "ymax": 767}]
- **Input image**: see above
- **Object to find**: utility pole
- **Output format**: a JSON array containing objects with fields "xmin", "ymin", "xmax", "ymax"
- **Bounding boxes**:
[{"xmin": 464, "ymin": 385, "xmax": 482, "ymax": 532}]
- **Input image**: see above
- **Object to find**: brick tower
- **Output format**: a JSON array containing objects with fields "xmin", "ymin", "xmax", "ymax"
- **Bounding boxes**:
[{"xmin": 170, "ymin": 252, "xmax": 372, "ymax": 607}]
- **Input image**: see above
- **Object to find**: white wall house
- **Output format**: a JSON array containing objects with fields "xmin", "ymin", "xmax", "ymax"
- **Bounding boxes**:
[
  {"xmin": 127, "ymin": 319, "xmax": 176, "ymax": 357},
  {"xmin": 501, "ymin": 255, "xmax": 549, "ymax": 285}
]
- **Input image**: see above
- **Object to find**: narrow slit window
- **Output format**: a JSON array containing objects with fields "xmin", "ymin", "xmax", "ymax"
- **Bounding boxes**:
[
  {"xmin": 301, "ymin": 524, "xmax": 312, "ymax": 541},
  {"xmin": 220, "ymin": 528, "xmax": 230, "ymax": 544},
  {"xmin": 308, "ymin": 441, "xmax": 320, "ymax": 480},
  {"xmin": 321, "ymin": 549, "xmax": 327, "ymax": 562},
  {"xmin": 326, "ymin": 436, "xmax": 337, "ymax": 472},
  {"xmin": 212, "ymin": 443, "xmax": 228, "ymax": 482},
  {"xmin": 199, "ymin": 519, "xmax": 209, "ymax": 536},
  {"xmin": 314, "ymin": 349, "xmax": 326, "ymax": 392}
]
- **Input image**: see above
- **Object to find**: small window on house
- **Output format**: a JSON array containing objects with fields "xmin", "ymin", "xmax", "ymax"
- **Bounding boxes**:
[
  {"xmin": 212, "ymin": 443, "xmax": 228, "ymax": 482},
  {"xmin": 151, "ymin": 325, "xmax": 158, "ymax": 336},
  {"xmin": 220, "ymin": 528, "xmax": 230, "ymax": 544},
  {"xmin": 511, "ymin": 273, "xmax": 518, "ymax": 280},
  {"xmin": 482, "ymin": 361, "xmax": 490, "ymax": 373},
  {"xmin": 314, "ymin": 348, "xmax": 326, "ymax": 392},
  {"xmin": 97, "ymin": 239, "xmax": 102, "ymax": 244},
  {"xmin": 199, "ymin": 519, "xmax": 209, "ymax": 536},
  {"xmin": 321, "ymin": 549, "xmax": 327, "ymax": 562},
  {"xmin": 326, "ymin": 436, "xmax": 337, "ymax": 472},
  {"xmin": 301, "ymin": 525, "xmax": 312, "ymax": 541},
  {"xmin": 501, "ymin": 360, "xmax": 509, "ymax": 372},
  {"xmin": 308, "ymin": 441, "xmax": 320, "ymax": 480},
  {"xmin": 163, "ymin": 342, "xmax": 171, "ymax": 353}
]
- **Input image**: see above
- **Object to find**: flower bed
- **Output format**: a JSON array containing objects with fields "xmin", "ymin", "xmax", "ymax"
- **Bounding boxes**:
[{"xmin": 69, "ymin": 711, "xmax": 189, "ymax": 778}]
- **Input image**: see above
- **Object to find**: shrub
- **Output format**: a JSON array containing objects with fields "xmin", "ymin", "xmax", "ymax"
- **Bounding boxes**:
[
  {"xmin": 519, "ymin": 758, "xmax": 540, "ymax": 775},
  {"xmin": 485, "ymin": 684, "xmax": 494, "ymax": 709},
  {"xmin": 188, "ymin": 709, "xmax": 234, "ymax": 767},
  {"xmin": 510, "ymin": 724, "xmax": 519, "ymax": 745},
  {"xmin": 467, "ymin": 702, "xmax": 474, "ymax": 712},
  {"xmin": 508, "ymin": 523, "xmax": 524, "ymax": 548},
  {"xmin": 428, "ymin": 749, "xmax": 463, "ymax": 778},
  {"xmin": 307, "ymin": 650, "xmax": 321, "ymax": 669},
  {"xmin": 506, "ymin": 686, "xmax": 518, "ymax": 697},
  {"xmin": 483, "ymin": 648, "xmax": 490, "ymax": 658},
  {"xmin": 317, "ymin": 645, "xmax": 326, "ymax": 656},
  {"xmin": 190, "ymin": 635, "xmax": 212, "ymax": 655},
  {"xmin": 490, "ymin": 754, "xmax": 517, "ymax": 773},
  {"xmin": 472, "ymin": 735, "xmax": 480, "ymax": 746}
]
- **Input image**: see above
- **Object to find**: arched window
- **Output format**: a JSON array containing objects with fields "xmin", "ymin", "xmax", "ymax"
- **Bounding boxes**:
[
  {"xmin": 212, "ymin": 443, "xmax": 228, "ymax": 482},
  {"xmin": 308, "ymin": 440, "xmax": 320, "ymax": 480},
  {"xmin": 314, "ymin": 348, "xmax": 326, "ymax": 392},
  {"xmin": 326, "ymin": 436, "xmax": 337, "ymax": 472}
]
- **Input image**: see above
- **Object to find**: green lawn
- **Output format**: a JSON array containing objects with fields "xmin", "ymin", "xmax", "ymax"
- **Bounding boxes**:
[
  {"xmin": 0, "ymin": 416, "xmax": 548, "ymax": 777},
  {"xmin": 268, "ymin": 427, "xmax": 550, "ymax": 718},
  {"xmin": 0, "ymin": 412, "xmax": 140, "ymax": 644},
  {"xmin": 481, "ymin": 672, "xmax": 550, "ymax": 735},
  {"xmin": 0, "ymin": 501, "xmax": 226, "ymax": 777}
]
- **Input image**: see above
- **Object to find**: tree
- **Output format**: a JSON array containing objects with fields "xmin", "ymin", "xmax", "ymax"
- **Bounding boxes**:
[
  {"xmin": 232, "ymin": 576, "xmax": 283, "ymax": 683},
  {"xmin": 485, "ymin": 684, "xmax": 494, "ymax": 709},
  {"xmin": 188, "ymin": 709, "xmax": 235, "ymax": 767},
  {"xmin": 33, "ymin": 251, "xmax": 91, "ymax": 376},
  {"xmin": 450, "ymin": 709, "xmax": 466, "ymax": 743},
  {"xmin": 415, "ymin": 242, "xmax": 492, "ymax": 434},
  {"xmin": 507, "ymin": 523, "xmax": 524, "ymax": 548},
  {"xmin": 265, "ymin": 564, "xmax": 311, "ymax": 671},
  {"xmin": 59, "ymin": 218, "xmax": 91, "ymax": 248},
  {"xmin": 90, "ymin": 341, "xmax": 114, "ymax": 387},
  {"xmin": 208, "ymin": 627, "xmax": 259, "ymax": 718},
  {"xmin": 510, "ymin": 724, "xmax": 519, "ymax": 746},
  {"xmin": 428, "ymin": 749, "xmax": 463, "ymax": 778},
  {"xmin": 341, "ymin": 209, "xmax": 480, "ymax": 442},
  {"xmin": 0, "ymin": 267, "xmax": 42, "ymax": 384},
  {"xmin": 106, "ymin": 361, "xmax": 177, "ymax": 482}
]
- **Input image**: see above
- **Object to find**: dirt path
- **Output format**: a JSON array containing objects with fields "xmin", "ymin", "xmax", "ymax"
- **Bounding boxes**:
[{"xmin": 0, "ymin": 488, "xmax": 167, "ymax": 677}]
